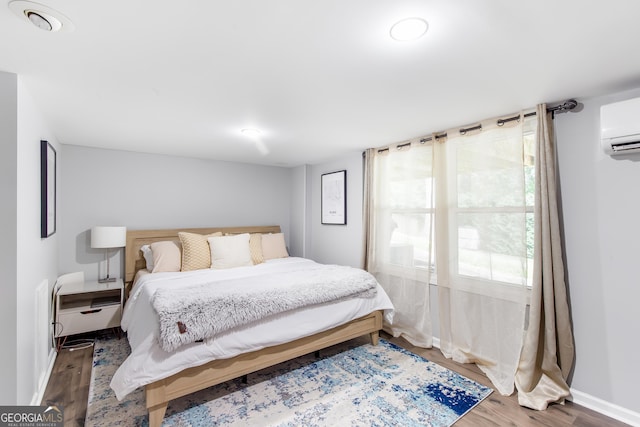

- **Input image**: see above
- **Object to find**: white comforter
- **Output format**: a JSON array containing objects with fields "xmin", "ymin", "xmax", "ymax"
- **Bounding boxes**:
[{"xmin": 110, "ymin": 257, "xmax": 394, "ymax": 400}]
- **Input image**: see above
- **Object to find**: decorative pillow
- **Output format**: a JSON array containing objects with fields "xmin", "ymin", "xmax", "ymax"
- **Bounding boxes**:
[
  {"xmin": 150, "ymin": 241, "xmax": 182, "ymax": 273},
  {"xmin": 141, "ymin": 244, "xmax": 154, "ymax": 271},
  {"xmin": 208, "ymin": 233, "xmax": 253, "ymax": 269},
  {"xmin": 261, "ymin": 233, "xmax": 289, "ymax": 260},
  {"xmin": 249, "ymin": 233, "xmax": 264, "ymax": 265},
  {"xmin": 178, "ymin": 231, "xmax": 223, "ymax": 271}
]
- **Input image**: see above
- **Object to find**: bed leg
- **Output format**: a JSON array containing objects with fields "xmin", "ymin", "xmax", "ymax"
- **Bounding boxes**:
[
  {"xmin": 148, "ymin": 403, "xmax": 168, "ymax": 427},
  {"xmin": 370, "ymin": 330, "xmax": 380, "ymax": 346}
]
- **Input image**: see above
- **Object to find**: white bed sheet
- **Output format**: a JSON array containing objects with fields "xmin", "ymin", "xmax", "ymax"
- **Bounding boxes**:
[{"xmin": 110, "ymin": 257, "xmax": 394, "ymax": 400}]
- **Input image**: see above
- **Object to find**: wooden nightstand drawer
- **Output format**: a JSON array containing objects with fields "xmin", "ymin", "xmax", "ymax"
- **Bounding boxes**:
[
  {"xmin": 55, "ymin": 278, "xmax": 124, "ymax": 344},
  {"xmin": 57, "ymin": 304, "xmax": 121, "ymax": 337}
]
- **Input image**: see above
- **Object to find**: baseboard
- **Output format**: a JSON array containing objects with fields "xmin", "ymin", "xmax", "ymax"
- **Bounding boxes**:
[
  {"xmin": 569, "ymin": 388, "xmax": 640, "ymax": 427},
  {"xmin": 431, "ymin": 336, "xmax": 639, "ymax": 426},
  {"xmin": 30, "ymin": 349, "xmax": 57, "ymax": 406}
]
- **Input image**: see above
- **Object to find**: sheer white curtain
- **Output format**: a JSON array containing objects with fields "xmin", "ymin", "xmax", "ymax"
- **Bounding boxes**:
[
  {"xmin": 364, "ymin": 141, "xmax": 434, "ymax": 347},
  {"xmin": 434, "ymin": 116, "xmax": 535, "ymax": 395}
]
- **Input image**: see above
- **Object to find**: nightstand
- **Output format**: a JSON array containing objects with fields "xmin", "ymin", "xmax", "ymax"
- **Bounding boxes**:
[{"xmin": 54, "ymin": 278, "xmax": 123, "ymax": 350}]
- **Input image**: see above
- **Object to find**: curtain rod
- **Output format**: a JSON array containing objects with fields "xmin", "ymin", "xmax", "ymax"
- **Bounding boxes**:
[{"xmin": 417, "ymin": 99, "xmax": 578, "ymax": 143}]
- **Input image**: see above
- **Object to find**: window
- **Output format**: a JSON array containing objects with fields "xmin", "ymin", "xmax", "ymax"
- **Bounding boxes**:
[{"xmin": 444, "ymin": 117, "xmax": 536, "ymax": 289}]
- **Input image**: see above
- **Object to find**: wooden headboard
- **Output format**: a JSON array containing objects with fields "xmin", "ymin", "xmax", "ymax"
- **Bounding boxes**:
[{"xmin": 125, "ymin": 225, "xmax": 281, "ymax": 289}]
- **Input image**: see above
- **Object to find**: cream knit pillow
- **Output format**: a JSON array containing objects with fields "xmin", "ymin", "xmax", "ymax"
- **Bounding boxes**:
[
  {"xmin": 249, "ymin": 233, "xmax": 264, "ymax": 265},
  {"xmin": 178, "ymin": 231, "xmax": 222, "ymax": 271}
]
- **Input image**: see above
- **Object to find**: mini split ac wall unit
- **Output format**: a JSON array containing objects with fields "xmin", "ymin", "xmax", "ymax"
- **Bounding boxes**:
[{"xmin": 601, "ymin": 97, "xmax": 640, "ymax": 155}]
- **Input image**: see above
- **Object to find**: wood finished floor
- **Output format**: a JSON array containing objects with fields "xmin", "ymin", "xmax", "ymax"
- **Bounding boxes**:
[{"xmin": 42, "ymin": 332, "xmax": 629, "ymax": 427}]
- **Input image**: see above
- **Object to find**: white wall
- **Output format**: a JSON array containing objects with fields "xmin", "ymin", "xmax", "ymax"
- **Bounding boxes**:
[
  {"xmin": 0, "ymin": 72, "xmax": 59, "ymax": 405},
  {"xmin": 555, "ymin": 87, "xmax": 640, "ymax": 415},
  {"xmin": 59, "ymin": 146, "xmax": 292, "ymax": 281},
  {"xmin": 16, "ymin": 78, "xmax": 60, "ymax": 405},
  {"xmin": 307, "ymin": 152, "xmax": 364, "ymax": 268},
  {"xmin": 0, "ymin": 71, "xmax": 19, "ymax": 405}
]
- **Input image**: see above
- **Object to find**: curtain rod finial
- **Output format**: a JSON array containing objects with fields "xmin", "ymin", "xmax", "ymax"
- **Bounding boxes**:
[{"xmin": 564, "ymin": 99, "xmax": 578, "ymax": 111}]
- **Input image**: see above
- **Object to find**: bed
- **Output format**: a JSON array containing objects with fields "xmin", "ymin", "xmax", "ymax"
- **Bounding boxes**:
[{"xmin": 111, "ymin": 225, "xmax": 394, "ymax": 427}]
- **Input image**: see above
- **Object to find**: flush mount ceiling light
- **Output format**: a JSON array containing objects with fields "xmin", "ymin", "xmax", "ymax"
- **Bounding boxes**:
[
  {"xmin": 8, "ymin": 0, "xmax": 75, "ymax": 32},
  {"xmin": 240, "ymin": 128, "xmax": 269, "ymax": 156},
  {"xmin": 390, "ymin": 17, "xmax": 428, "ymax": 41},
  {"xmin": 241, "ymin": 128, "xmax": 262, "ymax": 138}
]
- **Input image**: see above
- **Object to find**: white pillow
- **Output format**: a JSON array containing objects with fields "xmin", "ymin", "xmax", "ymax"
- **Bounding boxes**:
[
  {"xmin": 208, "ymin": 233, "xmax": 253, "ymax": 269},
  {"xmin": 141, "ymin": 244, "xmax": 154, "ymax": 271}
]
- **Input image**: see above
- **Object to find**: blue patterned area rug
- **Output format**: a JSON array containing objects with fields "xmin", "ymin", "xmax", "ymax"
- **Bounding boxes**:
[{"xmin": 86, "ymin": 337, "xmax": 492, "ymax": 426}]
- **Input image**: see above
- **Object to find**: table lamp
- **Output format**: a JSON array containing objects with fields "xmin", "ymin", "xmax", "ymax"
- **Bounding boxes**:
[{"xmin": 91, "ymin": 226, "xmax": 126, "ymax": 283}]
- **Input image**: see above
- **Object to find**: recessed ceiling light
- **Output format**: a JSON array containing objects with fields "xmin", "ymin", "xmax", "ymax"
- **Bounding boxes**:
[
  {"xmin": 26, "ymin": 11, "xmax": 53, "ymax": 31},
  {"xmin": 241, "ymin": 128, "xmax": 262, "ymax": 138},
  {"xmin": 8, "ymin": 0, "xmax": 75, "ymax": 32},
  {"xmin": 390, "ymin": 17, "xmax": 428, "ymax": 41}
]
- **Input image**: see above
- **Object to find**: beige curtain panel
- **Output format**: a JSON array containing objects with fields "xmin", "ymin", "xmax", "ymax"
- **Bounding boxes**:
[{"xmin": 515, "ymin": 104, "xmax": 575, "ymax": 410}]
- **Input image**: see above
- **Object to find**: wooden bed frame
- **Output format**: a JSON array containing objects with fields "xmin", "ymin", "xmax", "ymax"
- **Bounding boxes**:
[{"xmin": 124, "ymin": 226, "xmax": 383, "ymax": 427}]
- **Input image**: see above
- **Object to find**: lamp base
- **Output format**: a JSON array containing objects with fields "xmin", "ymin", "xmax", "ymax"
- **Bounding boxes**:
[{"xmin": 98, "ymin": 277, "xmax": 117, "ymax": 283}]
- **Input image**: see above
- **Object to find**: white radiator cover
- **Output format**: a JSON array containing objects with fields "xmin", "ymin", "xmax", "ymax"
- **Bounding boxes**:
[
  {"xmin": 30, "ymin": 279, "xmax": 57, "ymax": 405},
  {"xmin": 35, "ymin": 280, "xmax": 49, "ymax": 393}
]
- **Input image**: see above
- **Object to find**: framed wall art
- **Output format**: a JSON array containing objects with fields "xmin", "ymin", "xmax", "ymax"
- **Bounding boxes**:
[
  {"xmin": 321, "ymin": 170, "xmax": 347, "ymax": 225},
  {"xmin": 41, "ymin": 140, "xmax": 56, "ymax": 238}
]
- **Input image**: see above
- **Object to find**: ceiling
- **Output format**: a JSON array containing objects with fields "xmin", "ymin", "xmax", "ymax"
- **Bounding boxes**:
[{"xmin": 2, "ymin": 1, "xmax": 640, "ymax": 167}]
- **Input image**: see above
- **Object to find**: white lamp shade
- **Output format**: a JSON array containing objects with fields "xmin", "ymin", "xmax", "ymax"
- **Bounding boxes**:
[{"xmin": 91, "ymin": 226, "xmax": 126, "ymax": 248}]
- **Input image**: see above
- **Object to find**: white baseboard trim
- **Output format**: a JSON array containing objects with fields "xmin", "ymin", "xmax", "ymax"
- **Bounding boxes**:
[
  {"xmin": 569, "ymin": 388, "xmax": 640, "ymax": 427},
  {"xmin": 430, "ymin": 336, "xmax": 638, "ymax": 426},
  {"xmin": 31, "ymin": 349, "xmax": 57, "ymax": 406}
]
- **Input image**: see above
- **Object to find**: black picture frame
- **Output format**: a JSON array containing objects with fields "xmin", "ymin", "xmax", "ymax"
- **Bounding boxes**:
[
  {"xmin": 41, "ymin": 140, "xmax": 56, "ymax": 238},
  {"xmin": 321, "ymin": 170, "xmax": 347, "ymax": 225}
]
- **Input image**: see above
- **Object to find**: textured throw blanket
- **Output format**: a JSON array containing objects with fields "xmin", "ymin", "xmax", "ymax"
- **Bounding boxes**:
[{"xmin": 151, "ymin": 264, "xmax": 378, "ymax": 352}]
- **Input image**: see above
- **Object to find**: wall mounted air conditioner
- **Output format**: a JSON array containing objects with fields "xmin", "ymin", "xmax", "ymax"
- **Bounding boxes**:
[{"xmin": 601, "ymin": 97, "xmax": 640, "ymax": 155}]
